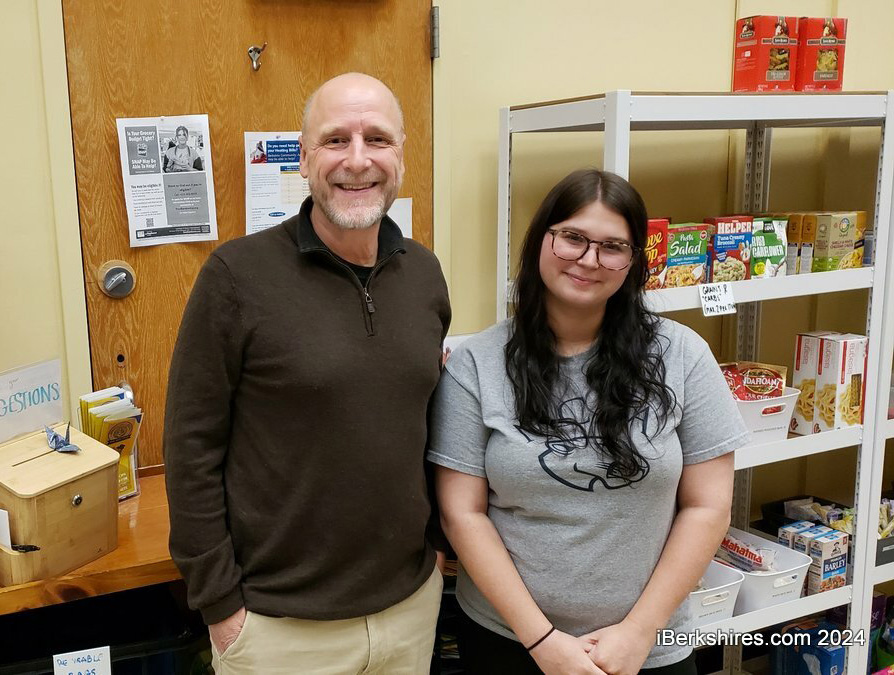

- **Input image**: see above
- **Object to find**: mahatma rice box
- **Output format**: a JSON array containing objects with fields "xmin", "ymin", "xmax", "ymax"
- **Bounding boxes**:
[
  {"xmin": 807, "ymin": 530, "xmax": 848, "ymax": 594},
  {"xmin": 778, "ymin": 521, "xmax": 817, "ymax": 548},
  {"xmin": 751, "ymin": 217, "xmax": 787, "ymax": 278},
  {"xmin": 733, "ymin": 16, "xmax": 800, "ymax": 92},
  {"xmin": 814, "ymin": 334, "xmax": 867, "ymax": 433},
  {"xmin": 812, "ymin": 212, "xmax": 857, "ymax": 272},
  {"xmin": 796, "ymin": 17, "xmax": 847, "ymax": 91},
  {"xmin": 665, "ymin": 223, "xmax": 710, "ymax": 288},
  {"xmin": 790, "ymin": 331, "xmax": 838, "ymax": 436},
  {"xmin": 793, "ymin": 525, "xmax": 832, "ymax": 555},
  {"xmin": 645, "ymin": 218, "xmax": 669, "ymax": 290}
]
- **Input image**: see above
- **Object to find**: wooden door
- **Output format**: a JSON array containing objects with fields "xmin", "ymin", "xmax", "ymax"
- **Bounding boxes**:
[{"xmin": 63, "ymin": 0, "xmax": 434, "ymax": 468}]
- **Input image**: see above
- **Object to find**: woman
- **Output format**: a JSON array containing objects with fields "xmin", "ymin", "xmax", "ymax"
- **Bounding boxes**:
[
  {"xmin": 164, "ymin": 125, "xmax": 200, "ymax": 172},
  {"xmin": 429, "ymin": 169, "xmax": 749, "ymax": 675}
]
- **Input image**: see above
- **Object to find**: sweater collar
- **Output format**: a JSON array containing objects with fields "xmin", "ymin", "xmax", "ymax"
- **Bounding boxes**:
[{"xmin": 289, "ymin": 196, "xmax": 406, "ymax": 261}]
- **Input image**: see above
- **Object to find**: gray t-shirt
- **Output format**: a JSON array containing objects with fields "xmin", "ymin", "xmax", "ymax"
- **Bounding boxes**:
[{"xmin": 427, "ymin": 318, "xmax": 750, "ymax": 668}]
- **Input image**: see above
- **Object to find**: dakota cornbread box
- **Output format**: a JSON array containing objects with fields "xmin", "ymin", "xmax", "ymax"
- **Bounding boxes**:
[
  {"xmin": 795, "ymin": 17, "xmax": 847, "ymax": 91},
  {"xmin": 733, "ymin": 16, "xmax": 800, "ymax": 92},
  {"xmin": 0, "ymin": 424, "xmax": 119, "ymax": 586}
]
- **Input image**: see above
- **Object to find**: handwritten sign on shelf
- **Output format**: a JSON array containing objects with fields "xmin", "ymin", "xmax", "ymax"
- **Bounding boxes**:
[
  {"xmin": 698, "ymin": 282, "xmax": 737, "ymax": 317},
  {"xmin": 53, "ymin": 646, "xmax": 111, "ymax": 675}
]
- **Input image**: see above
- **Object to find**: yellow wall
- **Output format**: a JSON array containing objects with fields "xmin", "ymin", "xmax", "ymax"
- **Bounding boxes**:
[{"xmin": 1, "ymin": 0, "xmax": 90, "ymax": 424}]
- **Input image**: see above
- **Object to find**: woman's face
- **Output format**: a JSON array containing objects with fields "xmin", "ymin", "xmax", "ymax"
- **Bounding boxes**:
[
  {"xmin": 176, "ymin": 129, "xmax": 188, "ymax": 146},
  {"xmin": 538, "ymin": 200, "xmax": 633, "ymax": 313}
]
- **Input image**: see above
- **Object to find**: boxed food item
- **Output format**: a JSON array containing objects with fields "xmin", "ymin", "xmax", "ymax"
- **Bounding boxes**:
[
  {"xmin": 798, "ymin": 212, "xmax": 819, "ymax": 274},
  {"xmin": 751, "ymin": 217, "xmax": 788, "ymax": 277},
  {"xmin": 790, "ymin": 331, "xmax": 839, "ymax": 436},
  {"xmin": 778, "ymin": 520, "xmax": 818, "ymax": 548},
  {"xmin": 773, "ymin": 619, "xmax": 845, "ymax": 675},
  {"xmin": 815, "ymin": 333, "xmax": 867, "ymax": 433},
  {"xmin": 733, "ymin": 16, "xmax": 800, "ymax": 92},
  {"xmin": 796, "ymin": 17, "xmax": 847, "ymax": 91},
  {"xmin": 645, "ymin": 218, "xmax": 669, "ymax": 290},
  {"xmin": 707, "ymin": 215, "xmax": 753, "ymax": 235},
  {"xmin": 793, "ymin": 525, "xmax": 833, "ymax": 555},
  {"xmin": 785, "ymin": 212, "xmax": 804, "ymax": 274},
  {"xmin": 807, "ymin": 530, "xmax": 848, "ymax": 594},
  {"xmin": 851, "ymin": 210, "xmax": 868, "ymax": 269},
  {"xmin": 665, "ymin": 223, "xmax": 710, "ymax": 288},
  {"xmin": 812, "ymin": 212, "xmax": 857, "ymax": 272},
  {"xmin": 711, "ymin": 233, "xmax": 751, "ymax": 282}
]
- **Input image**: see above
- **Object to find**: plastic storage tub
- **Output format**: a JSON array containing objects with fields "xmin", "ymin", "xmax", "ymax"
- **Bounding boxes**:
[
  {"xmin": 736, "ymin": 387, "xmax": 800, "ymax": 444},
  {"xmin": 689, "ymin": 560, "xmax": 745, "ymax": 627},
  {"xmin": 726, "ymin": 527, "xmax": 812, "ymax": 615}
]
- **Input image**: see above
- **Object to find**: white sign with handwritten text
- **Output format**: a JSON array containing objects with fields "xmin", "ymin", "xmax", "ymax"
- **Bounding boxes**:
[
  {"xmin": 0, "ymin": 359, "xmax": 63, "ymax": 444},
  {"xmin": 698, "ymin": 282, "xmax": 737, "ymax": 317},
  {"xmin": 53, "ymin": 646, "xmax": 111, "ymax": 675}
]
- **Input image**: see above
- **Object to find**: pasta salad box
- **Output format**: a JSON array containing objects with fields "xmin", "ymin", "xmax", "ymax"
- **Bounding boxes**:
[
  {"xmin": 795, "ymin": 17, "xmax": 847, "ymax": 92},
  {"xmin": 645, "ymin": 218, "xmax": 669, "ymax": 290},
  {"xmin": 665, "ymin": 223, "xmax": 710, "ymax": 287},
  {"xmin": 790, "ymin": 331, "xmax": 838, "ymax": 436},
  {"xmin": 733, "ymin": 16, "xmax": 800, "ymax": 92},
  {"xmin": 814, "ymin": 334, "xmax": 868, "ymax": 433}
]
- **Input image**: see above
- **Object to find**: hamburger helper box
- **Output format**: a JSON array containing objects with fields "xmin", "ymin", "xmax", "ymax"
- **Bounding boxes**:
[
  {"xmin": 706, "ymin": 216, "xmax": 752, "ymax": 283},
  {"xmin": 796, "ymin": 17, "xmax": 847, "ymax": 91},
  {"xmin": 733, "ymin": 16, "xmax": 800, "ymax": 92},
  {"xmin": 790, "ymin": 331, "xmax": 838, "ymax": 436},
  {"xmin": 814, "ymin": 334, "xmax": 868, "ymax": 433}
]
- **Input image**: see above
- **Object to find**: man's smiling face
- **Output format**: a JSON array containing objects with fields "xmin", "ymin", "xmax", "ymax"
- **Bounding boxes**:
[{"xmin": 300, "ymin": 74, "xmax": 405, "ymax": 230}]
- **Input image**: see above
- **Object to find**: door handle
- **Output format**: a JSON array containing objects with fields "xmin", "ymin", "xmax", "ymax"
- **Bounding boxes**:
[{"xmin": 97, "ymin": 260, "xmax": 136, "ymax": 298}]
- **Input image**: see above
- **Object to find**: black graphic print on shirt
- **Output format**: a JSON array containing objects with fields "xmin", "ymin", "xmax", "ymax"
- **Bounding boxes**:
[{"xmin": 515, "ymin": 396, "xmax": 650, "ymax": 492}]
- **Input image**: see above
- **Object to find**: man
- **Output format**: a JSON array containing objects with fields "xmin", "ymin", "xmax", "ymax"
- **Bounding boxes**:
[{"xmin": 164, "ymin": 72, "xmax": 451, "ymax": 674}]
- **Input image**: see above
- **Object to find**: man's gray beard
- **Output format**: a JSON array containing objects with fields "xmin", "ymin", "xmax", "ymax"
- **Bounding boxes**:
[{"xmin": 309, "ymin": 177, "xmax": 399, "ymax": 231}]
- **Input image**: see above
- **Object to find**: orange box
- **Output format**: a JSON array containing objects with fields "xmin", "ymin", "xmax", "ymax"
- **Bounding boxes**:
[
  {"xmin": 645, "ymin": 218, "xmax": 668, "ymax": 290},
  {"xmin": 796, "ymin": 17, "xmax": 847, "ymax": 91},
  {"xmin": 733, "ymin": 16, "xmax": 800, "ymax": 92}
]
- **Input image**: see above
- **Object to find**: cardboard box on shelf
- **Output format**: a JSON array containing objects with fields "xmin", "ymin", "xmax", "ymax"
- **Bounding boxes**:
[
  {"xmin": 733, "ymin": 16, "xmax": 800, "ymax": 92},
  {"xmin": 815, "ymin": 334, "xmax": 867, "ymax": 433},
  {"xmin": 795, "ymin": 17, "xmax": 847, "ymax": 91}
]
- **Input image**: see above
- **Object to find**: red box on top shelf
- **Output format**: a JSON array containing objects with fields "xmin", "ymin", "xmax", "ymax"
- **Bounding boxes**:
[
  {"xmin": 796, "ymin": 17, "xmax": 847, "ymax": 91},
  {"xmin": 733, "ymin": 16, "xmax": 800, "ymax": 92}
]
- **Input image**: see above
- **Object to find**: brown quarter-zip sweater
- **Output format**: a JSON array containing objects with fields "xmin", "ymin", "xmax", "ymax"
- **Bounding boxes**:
[{"xmin": 164, "ymin": 198, "xmax": 451, "ymax": 624}]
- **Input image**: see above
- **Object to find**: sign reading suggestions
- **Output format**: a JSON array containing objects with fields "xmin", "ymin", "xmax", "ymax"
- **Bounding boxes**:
[{"xmin": 0, "ymin": 359, "xmax": 63, "ymax": 444}]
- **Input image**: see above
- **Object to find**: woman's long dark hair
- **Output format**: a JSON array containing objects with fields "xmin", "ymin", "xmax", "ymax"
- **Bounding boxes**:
[{"xmin": 506, "ymin": 169, "xmax": 676, "ymax": 479}]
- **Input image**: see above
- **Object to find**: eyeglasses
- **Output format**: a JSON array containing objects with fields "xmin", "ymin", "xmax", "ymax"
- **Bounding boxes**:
[{"xmin": 547, "ymin": 229, "xmax": 638, "ymax": 270}]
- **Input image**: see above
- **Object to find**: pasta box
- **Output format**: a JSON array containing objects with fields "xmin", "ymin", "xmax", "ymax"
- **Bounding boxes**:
[
  {"xmin": 733, "ymin": 16, "xmax": 800, "ymax": 92},
  {"xmin": 814, "ymin": 334, "xmax": 867, "ymax": 433},
  {"xmin": 665, "ymin": 223, "xmax": 710, "ymax": 288},
  {"xmin": 0, "ymin": 424, "xmax": 119, "ymax": 586},
  {"xmin": 795, "ymin": 17, "xmax": 847, "ymax": 91}
]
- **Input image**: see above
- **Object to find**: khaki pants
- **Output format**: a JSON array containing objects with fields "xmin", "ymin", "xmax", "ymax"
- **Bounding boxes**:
[{"xmin": 211, "ymin": 568, "xmax": 443, "ymax": 674}]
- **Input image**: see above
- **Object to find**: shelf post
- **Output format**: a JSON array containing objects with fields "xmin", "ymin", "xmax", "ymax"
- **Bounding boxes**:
[
  {"xmin": 850, "ymin": 90, "xmax": 894, "ymax": 674},
  {"xmin": 604, "ymin": 90, "xmax": 631, "ymax": 179},
  {"xmin": 497, "ymin": 107, "xmax": 512, "ymax": 321}
]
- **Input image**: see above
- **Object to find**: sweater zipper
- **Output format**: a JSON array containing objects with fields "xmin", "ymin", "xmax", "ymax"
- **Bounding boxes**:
[{"xmin": 319, "ymin": 249, "xmax": 399, "ymax": 336}]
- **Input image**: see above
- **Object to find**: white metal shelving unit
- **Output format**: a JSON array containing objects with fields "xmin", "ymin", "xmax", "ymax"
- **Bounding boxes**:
[{"xmin": 497, "ymin": 91, "xmax": 894, "ymax": 674}]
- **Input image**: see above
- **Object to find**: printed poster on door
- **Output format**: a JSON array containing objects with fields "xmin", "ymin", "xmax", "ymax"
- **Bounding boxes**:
[
  {"xmin": 115, "ymin": 114, "xmax": 219, "ymax": 247},
  {"xmin": 244, "ymin": 131, "xmax": 308, "ymax": 235}
]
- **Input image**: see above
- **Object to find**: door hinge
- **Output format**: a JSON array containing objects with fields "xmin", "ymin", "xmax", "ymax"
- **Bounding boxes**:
[{"xmin": 430, "ymin": 6, "xmax": 440, "ymax": 59}]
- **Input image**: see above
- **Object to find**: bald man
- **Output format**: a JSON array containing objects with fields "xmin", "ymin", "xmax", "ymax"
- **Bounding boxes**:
[{"xmin": 164, "ymin": 73, "xmax": 451, "ymax": 674}]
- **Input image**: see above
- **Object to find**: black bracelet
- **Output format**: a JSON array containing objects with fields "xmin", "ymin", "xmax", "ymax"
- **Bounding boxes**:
[{"xmin": 525, "ymin": 625, "xmax": 556, "ymax": 652}]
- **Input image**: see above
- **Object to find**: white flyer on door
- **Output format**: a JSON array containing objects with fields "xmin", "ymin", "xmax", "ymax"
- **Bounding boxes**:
[
  {"xmin": 115, "ymin": 114, "xmax": 218, "ymax": 247},
  {"xmin": 244, "ymin": 131, "xmax": 308, "ymax": 235}
]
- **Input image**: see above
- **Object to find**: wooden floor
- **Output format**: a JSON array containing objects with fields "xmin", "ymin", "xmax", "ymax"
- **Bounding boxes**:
[{"xmin": 0, "ymin": 474, "xmax": 180, "ymax": 614}]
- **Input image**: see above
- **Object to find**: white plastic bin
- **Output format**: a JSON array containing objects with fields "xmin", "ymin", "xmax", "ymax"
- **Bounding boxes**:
[
  {"xmin": 725, "ymin": 527, "xmax": 812, "ymax": 615},
  {"xmin": 736, "ymin": 387, "xmax": 800, "ymax": 444},
  {"xmin": 689, "ymin": 560, "xmax": 745, "ymax": 627}
]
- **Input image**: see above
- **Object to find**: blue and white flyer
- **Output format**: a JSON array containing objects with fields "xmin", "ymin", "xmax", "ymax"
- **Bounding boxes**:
[{"xmin": 244, "ymin": 131, "xmax": 308, "ymax": 235}]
